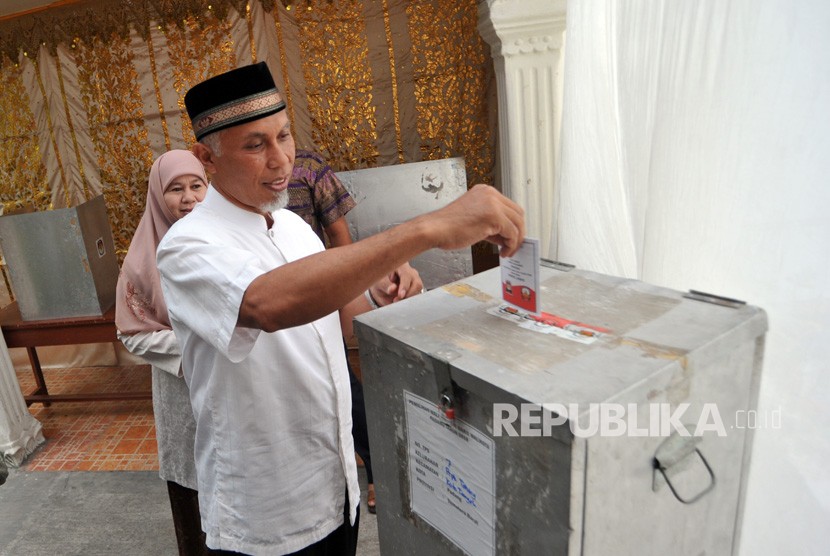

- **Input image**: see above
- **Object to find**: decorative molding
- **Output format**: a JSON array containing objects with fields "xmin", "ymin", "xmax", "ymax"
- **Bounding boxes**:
[
  {"xmin": 501, "ymin": 34, "xmax": 563, "ymax": 57},
  {"xmin": 478, "ymin": 0, "xmax": 565, "ymax": 58},
  {"xmin": 478, "ymin": 0, "xmax": 566, "ymax": 257}
]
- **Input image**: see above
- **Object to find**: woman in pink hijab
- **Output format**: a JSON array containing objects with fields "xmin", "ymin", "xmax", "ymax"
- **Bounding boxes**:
[{"xmin": 115, "ymin": 149, "xmax": 208, "ymax": 555}]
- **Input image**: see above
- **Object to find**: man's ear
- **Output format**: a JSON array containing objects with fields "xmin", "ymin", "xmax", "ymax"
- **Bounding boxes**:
[{"xmin": 191, "ymin": 142, "xmax": 216, "ymax": 174}]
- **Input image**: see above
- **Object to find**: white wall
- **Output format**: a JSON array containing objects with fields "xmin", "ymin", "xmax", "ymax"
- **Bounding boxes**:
[{"xmin": 554, "ymin": 1, "xmax": 830, "ymax": 553}]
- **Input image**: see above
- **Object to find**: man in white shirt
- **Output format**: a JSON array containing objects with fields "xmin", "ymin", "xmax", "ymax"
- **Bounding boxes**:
[{"xmin": 157, "ymin": 62, "xmax": 525, "ymax": 555}]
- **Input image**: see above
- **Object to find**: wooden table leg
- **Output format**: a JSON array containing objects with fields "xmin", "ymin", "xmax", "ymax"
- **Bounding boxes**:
[{"xmin": 26, "ymin": 346, "xmax": 51, "ymax": 407}]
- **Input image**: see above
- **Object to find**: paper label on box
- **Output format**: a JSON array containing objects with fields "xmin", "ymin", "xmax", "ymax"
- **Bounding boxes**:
[
  {"xmin": 500, "ymin": 238, "xmax": 541, "ymax": 315},
  {"xmin": 486, "ymin": 305, "xmax": 609, "ymax": 344},
  {"xmin": 405, "ymin": 390, "xmax": 496, "ymax": 556}
]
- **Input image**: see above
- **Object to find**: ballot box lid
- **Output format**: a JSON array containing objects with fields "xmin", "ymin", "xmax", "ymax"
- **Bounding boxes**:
[{"xmin": 354, "ymin": 264, "xmax": 767, "ymax": 409}]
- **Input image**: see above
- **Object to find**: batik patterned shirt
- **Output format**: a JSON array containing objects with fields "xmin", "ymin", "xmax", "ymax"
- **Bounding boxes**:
[{"xmin": 287, "ymin": 149, "xmax": 356, "ymax": 242}]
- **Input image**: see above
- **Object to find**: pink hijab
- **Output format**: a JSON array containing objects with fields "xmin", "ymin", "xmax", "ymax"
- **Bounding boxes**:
[{"xmin": 115, "ymin": 150, "xmax": 207, "ymax": 334}]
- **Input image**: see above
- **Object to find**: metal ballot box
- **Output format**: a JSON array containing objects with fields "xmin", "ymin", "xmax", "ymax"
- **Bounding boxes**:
[
  {"xmin": 0, "ymin": 195, "xmax": 119, "ymax": 320},
  {"xmin": 354, "ymin": 264, "xmax": 766, "ymax": 556}
]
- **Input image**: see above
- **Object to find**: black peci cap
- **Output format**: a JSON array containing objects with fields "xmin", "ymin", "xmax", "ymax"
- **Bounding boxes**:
[{"xmin": 184, "ymin": 62, "xmax": 286, "ymax": 141}]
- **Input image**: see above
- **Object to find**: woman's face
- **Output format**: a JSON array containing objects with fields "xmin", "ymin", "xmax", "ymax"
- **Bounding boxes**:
[{"xmin": 163, "ymin": 174, "xmax": 207, "ymax": 220}]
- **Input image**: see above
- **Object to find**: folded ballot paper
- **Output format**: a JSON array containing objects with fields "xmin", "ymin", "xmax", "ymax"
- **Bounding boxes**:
[
  {"xmin": 495, "ymin": 238, "xmax": 610, "ymax": 344},
  {"xmin": 500, "ymin": 237, "xmax": 541, "ymax": 315}
]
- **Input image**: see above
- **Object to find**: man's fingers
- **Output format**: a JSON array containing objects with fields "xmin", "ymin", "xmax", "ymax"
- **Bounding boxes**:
[
  {"xmin": 395, "ymin": 266, "xmax": 419, "ymax": 300},
  {"xmin": 490, "ymin": 197, "xmax": 525, "ymax": 258},
  {"xmin": 471, "ymin": 185, "xmax": 526, "ymax": 256},
  {"xmin": 426, "ymin": 184, "xmax": 526, "ymax": 257}
]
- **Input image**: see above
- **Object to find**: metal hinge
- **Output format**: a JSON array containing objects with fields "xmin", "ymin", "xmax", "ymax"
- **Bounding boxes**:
[
  {"xmin": 683, "ymin": 290, "xmax": 746, "ymax": 309},
  {"xmin": 540, "ymin": 258, "xmax": 575, "ymax": 272},
  {"xmin": 430, "ymin": 356, "xmax": 458, "ymax": 420}
]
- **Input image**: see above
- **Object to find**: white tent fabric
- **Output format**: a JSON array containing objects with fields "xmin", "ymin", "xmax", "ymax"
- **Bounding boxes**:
[{"xmin": 554, "ymin": 0, "xmax": 829, "ymax": 553}]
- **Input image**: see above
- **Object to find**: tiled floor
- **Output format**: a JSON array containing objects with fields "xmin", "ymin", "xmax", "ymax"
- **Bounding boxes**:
[
  {"xmin": 10, "ymin": 362, "xmax": 381, "ymax": 555},
  {"xmin": 15, "ymin": 364, "xmax": 159, "ymax": 472},
  {"xmin": 14, "ymin": 360, "xmax": 368, "ymax": 473}
]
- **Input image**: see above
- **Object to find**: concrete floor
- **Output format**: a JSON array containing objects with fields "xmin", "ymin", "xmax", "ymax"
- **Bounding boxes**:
[{"xmin": 0, "ymin": 466, "xmax": 379, "ymax": 555}]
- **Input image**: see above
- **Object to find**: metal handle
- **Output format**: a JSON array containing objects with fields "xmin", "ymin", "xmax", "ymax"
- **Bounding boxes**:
[{"xmin": 653, "ymin": 432, "xmax": 716, "ymax": 504}]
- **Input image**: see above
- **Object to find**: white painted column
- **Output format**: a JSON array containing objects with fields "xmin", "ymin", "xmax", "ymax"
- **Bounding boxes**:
[
  {"xmin": 478, "ymin": 0, "xmax": 566, "ymax": 258},
  {"xmin": 0, "ymin": 332, "xmax": 44, "ymax": 467}
]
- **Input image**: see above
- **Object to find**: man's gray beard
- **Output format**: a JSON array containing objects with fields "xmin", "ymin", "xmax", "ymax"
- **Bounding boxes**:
[{"xmin": 260, "ymin": 189, "xmax": 289, "ymax": 214}]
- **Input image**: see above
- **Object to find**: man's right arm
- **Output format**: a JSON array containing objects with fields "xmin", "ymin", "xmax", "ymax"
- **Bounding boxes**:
[{"xmin": 238, "ymin": 184, "xmax": 524, "ymax": 333}]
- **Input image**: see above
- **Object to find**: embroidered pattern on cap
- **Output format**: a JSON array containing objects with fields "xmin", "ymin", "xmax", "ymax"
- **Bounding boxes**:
[{"xmin": 192, "ymin": 90, "xmax": 285, "ymax": 138}]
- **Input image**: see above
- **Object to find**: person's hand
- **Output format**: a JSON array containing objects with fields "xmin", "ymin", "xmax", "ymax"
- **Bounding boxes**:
[
  {"xmin": 423, "ymin": 184, "xmax": 526, "ymax": 258},
  {"xmin": 369, "ymin": 262, "xmax": 424, "ymax": 306}
]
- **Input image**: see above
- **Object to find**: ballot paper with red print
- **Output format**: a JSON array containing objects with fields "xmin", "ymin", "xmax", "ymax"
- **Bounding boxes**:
[{"xmin": 500, "ymin": 237, "xmax": 540, "ymax": 315}]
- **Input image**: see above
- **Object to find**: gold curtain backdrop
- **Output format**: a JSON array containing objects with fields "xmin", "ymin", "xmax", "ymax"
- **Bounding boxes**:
[{"xmin": 0, "ymin": 0, "xmax": 497, "ymax": 262}]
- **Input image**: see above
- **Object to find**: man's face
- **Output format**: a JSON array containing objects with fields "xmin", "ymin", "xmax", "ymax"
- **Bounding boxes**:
[{"xmin": 204, "ymin": 110, "xmax": 295, "ymax": 215}]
